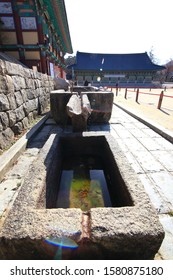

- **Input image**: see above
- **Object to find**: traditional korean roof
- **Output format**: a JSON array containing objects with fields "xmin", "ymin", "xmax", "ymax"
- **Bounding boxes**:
[
  {"xmin": 70, "ymin": 51, "xmax": 165, "ymax": 71},
  {"xmin": 38, "ymin": 0, "xmax": 73, "ymax": 54}
]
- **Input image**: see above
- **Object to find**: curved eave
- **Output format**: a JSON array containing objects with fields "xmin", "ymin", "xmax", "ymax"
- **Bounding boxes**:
[
  {"xmin": 41, "ymin": 0, "xmax": 73, "ymax": 54},
  {"xmin": 68, "ymin": 66, "xmax": 165, "ymax": 72},
  {"xmin": 72, "ymin": 51, "xmax": 165, "ymax": 72}
]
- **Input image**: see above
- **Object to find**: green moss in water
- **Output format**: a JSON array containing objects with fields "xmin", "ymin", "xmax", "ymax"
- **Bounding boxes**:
[{"xmin": 56, "ymin": 156, "xmax": 112, "ymax": 211}]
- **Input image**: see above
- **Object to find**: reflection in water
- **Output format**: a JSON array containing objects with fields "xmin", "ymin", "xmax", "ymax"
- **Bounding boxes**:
[{"xmin": 56, "ymin": 156, "xmax": 112, "ymax": 211}]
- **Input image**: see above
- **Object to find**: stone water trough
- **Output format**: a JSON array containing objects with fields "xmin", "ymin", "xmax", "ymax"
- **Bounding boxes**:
[
  {"xmin": 0, "ymin": 132, "xmax": 164, "ymax": 260},
  {"xmin": 50, "ymin": 86, "xmax": 114, "ymax": 131}
]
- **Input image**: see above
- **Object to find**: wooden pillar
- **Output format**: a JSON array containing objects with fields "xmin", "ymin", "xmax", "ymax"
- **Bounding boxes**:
[
  {"xmin": 136, "ymin": 88, "xmax": 139, "ymax": 103},
  {"xmin": 37, "ymin": 16, "xmax": 44, "ymax": 44},
  {"xmin": 11, "ymin": 1, "xmax": 24, "ymax": 62},
  {"xmin": 11, "ymin": 2, "xmax": 23, "ymax": 45},
  {"xmin": 40, "ymin": 55, "xmax": 47, "ymax": 74},
  {"xmin": 116, "ymin": 86, "xmax": 118, "ymax": 96},
  {"xmin": 124, "ymin": 88, "xmax": 127, "ymax": 99},
  {"xmin": 157, "ymin": 91, "xmax": 164, "ymax": 109}
]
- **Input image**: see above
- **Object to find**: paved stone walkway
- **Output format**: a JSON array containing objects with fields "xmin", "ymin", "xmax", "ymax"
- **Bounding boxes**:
[
  {"xmin": 89, "ymin": 105, "xmax": 173, "ymax": 259},
  {"xmin": 0, "ymin": 104, "xmax": 173, "ymax": 259},
  {"xmin": 0, "ymin": 123, "xmax": 55, "ymax": 223}
]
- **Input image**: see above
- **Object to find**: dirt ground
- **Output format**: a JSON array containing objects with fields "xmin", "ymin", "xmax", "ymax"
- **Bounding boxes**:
[{"xmin": 112, "ymin": 88, "xmax": 173, "ymax": 133}]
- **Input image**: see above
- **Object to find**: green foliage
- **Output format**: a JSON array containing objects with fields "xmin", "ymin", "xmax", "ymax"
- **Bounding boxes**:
[
  {"xmin": 65, "ymin": 55, "xmax": 76, "ymax": 66},
  {"xmin": 148, "ymin": 46, "xmax": 159, "ymax": 64},
  {"xmin": 168, "ymin": 211, "xmax": 173, "ymax": 217}
]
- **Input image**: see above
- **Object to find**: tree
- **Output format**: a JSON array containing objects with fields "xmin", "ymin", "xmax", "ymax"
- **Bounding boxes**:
[
  {"xmin": 163, "ymin": 59, "xmax": 173, "ymax": 82},
  {"xmin": 65, "ymin": 55, "xmax": 76, "ymax": 66},
  {"xmin": 148, "ymin": 46, "xmax": 159, "ymax": 64}
]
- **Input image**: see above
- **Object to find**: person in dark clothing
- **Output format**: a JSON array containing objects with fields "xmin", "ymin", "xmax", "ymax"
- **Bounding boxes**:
[{"xmin": 84, "ymin": 80, "xmax": 89, "ymax": 86}]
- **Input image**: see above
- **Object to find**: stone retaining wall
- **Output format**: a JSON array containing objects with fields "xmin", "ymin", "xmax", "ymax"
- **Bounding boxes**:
[{"xmin": 0, "ymin": 59, "xmax": 54, "ymax": 151}]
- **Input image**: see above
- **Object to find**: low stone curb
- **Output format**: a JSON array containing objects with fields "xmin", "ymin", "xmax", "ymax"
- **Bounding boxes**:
[
  {"xmin": 114, "ymin": 102, "xmax": 173, "ymax": 144},
  {"xmin": 0, "ymin": 113, "xmax": 49, "ymax": 182}
]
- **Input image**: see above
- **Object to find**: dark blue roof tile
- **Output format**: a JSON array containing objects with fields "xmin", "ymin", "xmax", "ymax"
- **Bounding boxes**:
[{"xmin": 69, "ymin": 51, "xmax": 165, "ymax": 71}]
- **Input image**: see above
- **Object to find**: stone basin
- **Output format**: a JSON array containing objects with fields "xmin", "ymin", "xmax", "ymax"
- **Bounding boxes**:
[
  {"xmin": 50, "ymin": 90, "xmax": 114, "ymax": 125},
  {"xmin": 0, "ymin": 132, "xmax": 164, "ymax": 260}
]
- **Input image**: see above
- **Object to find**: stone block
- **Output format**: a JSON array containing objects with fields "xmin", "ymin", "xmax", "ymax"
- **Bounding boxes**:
[
  {"xmin": 26, "ymin": 89, "xmax": 36, "ymax": 100},
  {"xmin": 11, "ymin": 76, "xmax": 20, "ymax": 91},
  {"xmin": 54, "ymin": 76, "xmax": 69, "ymax": 90},
  {"xmin": 158, "ymin": 215, "xmax": 173, "ymax": 260},
  {"xmin": 45, "ymin": 80, "xmax": 50, "ymax": 87},
  {"xmin": 0, "ymin": 112, "xmax": 9, "ymax": 129},
  {"xmin": 24, "ymin": 99, "xmax": 37, "ymax": 115},
  {"xmin": 15, "ymin": 105, "xmax": 25, "ymax": 122},
  {"xmin": 0, "ymin": 132, "xmax": 4, "ymax": 150},
  {"xmin": 7, "ymin": 93, "xmax": 17, "ymax": 110},
  {"xmin": 36, "ymin": 71, "xmax": 42, "ymax": 80},
  {"xmin": 37, "ymin": 79, "xmax": 42, "ymax": 88},
  {"xmin": 34, "ymin": 80, "xmax": 39, "ymax": 89},
  {"xmin": 7, "ymin": 110, "xmax": 16, "ymax": 127},
  {"xmin": 38, "ymin": 95, "xmax": 48, "ymax": 114},
  {"xmin": 27, "ymin": 112, "xmax": 34, "ymax": 123},
  {"xmin": 25, "ymin": 78, "xmax": 35, "ymax": 90},
  {"xmin": 0, "ymin": 60, "xmax": 6, "ymax": 75},
  {"xmin": 50, "ymin": 90, "xmax": 113, "ymax": 125},
  {"xmin": 0, "ymin": 75, "xmax": 8, "ymax": 93},
  {"xmin": 31, "ymin": 70, "xmax": 38, "ymax": 79},
  {"xmin": 6, "ymin": 75, "xmax": 15, "ymax": 93},
  {"xmin": 5, "ymin": 61, "xmax": 23, "ymax": 77},
  {"xmin": 87, "ymin": 91, "xmax": 113, "ymax": 123},
  {"xmin": 22, "ymin": 68, "xmax": 31, "ymax": 78},
  {"xmin": 32, "ymin": 110, "xmax": 38, "ymax": 119},
  {"xmin": 12, "ymin": 76, "xmax": 26, "ymax": 90},
  {"xmin": 12, "ymin": 121, "xmax": 23, "ymax": 135},
  {"xmin": 50, "ymin": 91, "xmax": 72, "ymax": 124},
  {"xmin": 14, "ymin": 91, "xmax": 24, "ymax": 107},
  {"xmin": 35, "ymin": 88, "xmax": 40, "ymax": 97},
  {"xmin": 20, "ymin": 89, "xmax": 27, "ymax": 102},
  {"xmin": 0, "ymin": 93, "xmax": 10, "ymax": 111},
  {"xmin": 0, "ymin": 127, "xmax": 14, "ymax": 150},
  {"xmin": 38, "ymin": 87, "xmax": 44, "ymax": 96},
  {"xmin": 90, "ymin": 207, "xmax": 164, "ymax": 259},
  {"xmin": 22, "ymin": 117, "xmax": 29, "ymax": 129},
  {"xmin": 151, "ymin": 151, "xmax": 173, "ymax": 172}
]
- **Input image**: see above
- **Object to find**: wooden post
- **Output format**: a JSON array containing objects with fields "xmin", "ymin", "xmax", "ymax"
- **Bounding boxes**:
[
  {"xmin": 157, "ymin": 91, "xmax": 164, "ymax": 109},
  {"xmin": 116, "ymin": 87, "xmax": 118, "ymax": 96},
  {"xmin": 136, "ymin": 88, "xmax": 139, "ymax": 103},
  {"xmin": 124, "ymin": 88, "xmax": 127, "ymax": 99}
]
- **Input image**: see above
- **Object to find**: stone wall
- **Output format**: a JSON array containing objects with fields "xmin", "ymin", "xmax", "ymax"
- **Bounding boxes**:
[{"xmin": 0, "ymin": 59, "xmax": 54, "ymax": 151}]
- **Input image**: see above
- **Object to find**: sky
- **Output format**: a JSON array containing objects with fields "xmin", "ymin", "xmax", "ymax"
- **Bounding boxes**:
[{"xmin": 65, "ymin": 0, "xmax": 173, "ymax": 64}]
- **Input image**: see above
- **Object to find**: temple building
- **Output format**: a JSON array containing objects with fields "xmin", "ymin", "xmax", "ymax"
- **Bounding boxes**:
[
  {"xmin": 68, "ymin": 51, "xmax": 165, "ymax": 87},
  {"xmin": 0, "ymin": 0, "xmax": 73, "ymax": 77}
]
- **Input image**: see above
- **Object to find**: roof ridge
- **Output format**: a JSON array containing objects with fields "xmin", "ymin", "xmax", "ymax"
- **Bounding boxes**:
[{"xmin": 77, "ymin": 51, "xmax": 147, "ymax": 56}]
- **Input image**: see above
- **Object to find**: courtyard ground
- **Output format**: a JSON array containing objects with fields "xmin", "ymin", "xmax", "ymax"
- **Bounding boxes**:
[{"xmin": 112, "ymin": 87, "xmax": 173, "ymax": 133}]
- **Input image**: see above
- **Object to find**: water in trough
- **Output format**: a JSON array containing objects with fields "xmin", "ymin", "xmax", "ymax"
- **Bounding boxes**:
[{"xmin": 56, "ymin": 155, "xmax": 112, "ymax": 211}]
